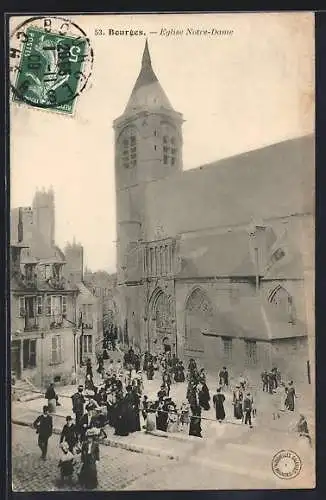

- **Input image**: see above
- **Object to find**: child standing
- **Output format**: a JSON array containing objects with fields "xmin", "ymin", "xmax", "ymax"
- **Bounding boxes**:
[{"xmin": 58, "ymin": 442, "xmax": 75, "ymax": 485}]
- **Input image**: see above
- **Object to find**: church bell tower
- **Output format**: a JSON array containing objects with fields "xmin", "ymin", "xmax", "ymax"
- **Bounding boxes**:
[
  {"xmin": 112, "ymin": 40, "xmax": 183, "ymax": 350},
  {"xmin": 113, "ymin": 40, "xmax": 184, "ymax": 282}
]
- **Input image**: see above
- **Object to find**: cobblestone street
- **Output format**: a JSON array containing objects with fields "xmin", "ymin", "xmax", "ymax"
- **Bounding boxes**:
[
  {"xmin": 12, "ymin": 365, "xmax": 315, "ymax": 491},
  {"xmin": 11, "ymin": 424, "xmax": 171, "ymax": 491},
  {"xmin": 11, "ymin": 424, "xmax": 276, "ymax": 491}
]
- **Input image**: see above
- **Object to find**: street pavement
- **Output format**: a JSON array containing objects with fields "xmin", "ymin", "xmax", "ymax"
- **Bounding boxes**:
[
  {"xmin": 11, "ymin": 424, "xmax": 170, "ymax": 492},
  {"xmin": 11, "ymin": 365, "xmax": 315, "ymax": 490},
  {"xmin": 12, "ymin": 421, "xmax": 313, "ymax": 491}
]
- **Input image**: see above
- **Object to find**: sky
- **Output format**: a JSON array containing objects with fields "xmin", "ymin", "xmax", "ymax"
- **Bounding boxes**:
[{"xmin": 10, "ymin": 12, "xmax": 314, "ymax": 272}]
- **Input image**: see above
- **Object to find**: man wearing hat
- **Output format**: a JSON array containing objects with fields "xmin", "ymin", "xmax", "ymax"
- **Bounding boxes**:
[
  {"xmin": 33, "ymin": 405, "xmax": 53, "ymax": 460},
  {"xmin": 60, "ymin": 416, "xmax": 78, "ymax": 453},
  {"xmin": 79, "ymin": 404, "xmax": 97, "ymax": 442},
  {"xmin": 71, "ymin": 385, "xmax": 86, "ymax": 433},
  {"xmin": 243, "ymin": 392, "xmax": 254, "ymax": 428}
]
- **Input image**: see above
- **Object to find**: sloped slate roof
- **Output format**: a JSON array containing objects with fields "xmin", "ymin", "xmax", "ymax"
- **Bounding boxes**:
[
  {"xmin": 177, "ymin": 230, "xmax": 256, "ymax": 278},
  {"xmin": 125, "ymin": 40, "xmax": 174, "ymax": 114},
  {"xmin": 263, "ymin": 227, "xmax": 305, "ymax": 279},
  {"xmin": 264, "ymin": 252, "xmax": 304, "ymax": 280},
  {"xmin": 145, "ymin": 135, "xmax": 314, "ymax": 238},
  {"xmin": 207, "ymin": 295, "xmax": 306, "ymax": 341},
  {"xmin": 76, "ymin": 282, "xmax": 97, "ymax": 303}
]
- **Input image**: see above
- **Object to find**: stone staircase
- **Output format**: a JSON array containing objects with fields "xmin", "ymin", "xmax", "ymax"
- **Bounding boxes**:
[{"xmin": 12, "ymin": 378, "xmax": 42, "ymax": 402}]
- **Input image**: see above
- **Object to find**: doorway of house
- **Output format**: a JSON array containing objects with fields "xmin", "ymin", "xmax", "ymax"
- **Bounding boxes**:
[{"xmin": 11, "ymin": 340, "xmax": 21, "ymax": 379}]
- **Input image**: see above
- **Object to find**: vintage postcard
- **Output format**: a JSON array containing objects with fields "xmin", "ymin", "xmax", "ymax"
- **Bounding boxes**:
[{"xmin": 9, "ymin": 12, "xmax": 315, "ymax": 491}]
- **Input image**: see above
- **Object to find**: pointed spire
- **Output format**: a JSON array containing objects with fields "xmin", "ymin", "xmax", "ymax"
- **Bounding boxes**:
[
  {"xmin": 142, "ymin": 39, "xmax": 151, "ymax": 68},
  {"xmin": 133, "ymin": 39, "xmax": 158, "ymax": 92},
  {"xmin": 124, "ymin": 39, "xmax": 174, "ymax": 113}
]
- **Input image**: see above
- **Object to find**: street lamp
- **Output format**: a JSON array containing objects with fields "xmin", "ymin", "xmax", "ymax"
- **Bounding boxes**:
[
  {"xmin": 40, "ymin": 331, "xmax": 45, "ymax": 388},
  {"xmin": 72, "ymin": 327, "xmax": 77, "ymax": 383}
]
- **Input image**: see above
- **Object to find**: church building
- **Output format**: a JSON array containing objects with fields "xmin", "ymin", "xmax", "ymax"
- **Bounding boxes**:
[{"xmin": 113, "ymin": 41, "xmax": 314, "ymax": 382}]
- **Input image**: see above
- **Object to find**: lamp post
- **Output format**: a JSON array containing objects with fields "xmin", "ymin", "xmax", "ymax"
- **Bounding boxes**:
[
  {"xmin": 40, "ymin": 331, "xmax": 45, "ymax": 389},
  {"xmin": 79, "ymin": 311, "xmax": 84, "ymax": 366},
  {"xmin": 72, "ymin": 327, "xmax": 77, "ymax": 383}
]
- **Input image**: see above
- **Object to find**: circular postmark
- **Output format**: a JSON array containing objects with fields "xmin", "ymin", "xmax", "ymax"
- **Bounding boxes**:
[
  {"xmin": 271, "ymin": 450, "xmax": 302, "ymax": 480},
  {"xmin": 9, "ymin": 16, "xmax": 94, "ymax": 114}
]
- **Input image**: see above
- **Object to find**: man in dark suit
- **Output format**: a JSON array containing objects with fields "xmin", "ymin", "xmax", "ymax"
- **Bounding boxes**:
[
  {"xmin": 71, "ymin": 385, "xmax": 85, "ymax": 433},
  {"xmin": 60, "ymin": 415, "xmax": 78, "ymax": 452},
  {"xmin": 33, "ymin": 405, "xmax": 53, "ymax": 459}
]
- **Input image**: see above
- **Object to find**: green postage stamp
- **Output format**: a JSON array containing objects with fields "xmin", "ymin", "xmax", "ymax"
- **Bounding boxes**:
[{"xmin": 10, "ymin": 17, "xmax": 93, "ymax": 114}]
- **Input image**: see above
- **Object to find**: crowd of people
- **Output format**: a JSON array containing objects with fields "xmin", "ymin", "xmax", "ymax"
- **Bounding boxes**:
[{"xmin": 32, "ymin": 348, "xmax": 311, "ymax": 489}]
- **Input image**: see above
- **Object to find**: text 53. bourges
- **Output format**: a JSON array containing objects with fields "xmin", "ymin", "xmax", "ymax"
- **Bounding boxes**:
[{"xmin": 94, "ymin": 28, "xmax": 145, "ymax": 36}]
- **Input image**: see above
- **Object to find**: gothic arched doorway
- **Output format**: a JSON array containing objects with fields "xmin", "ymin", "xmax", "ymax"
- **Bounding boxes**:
[
  {"xmin": 148, "ymin": 289, "xmax": 175, "ymax": 354},
  {"xmin": 185, "ymin": 288, "xmax": 214, "ymax": 352}
]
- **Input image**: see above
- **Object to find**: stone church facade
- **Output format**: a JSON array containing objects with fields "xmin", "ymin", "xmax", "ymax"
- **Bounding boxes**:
[{"xmin": 113, "ymin": 41, "xmax": 314, "ymax": 382}]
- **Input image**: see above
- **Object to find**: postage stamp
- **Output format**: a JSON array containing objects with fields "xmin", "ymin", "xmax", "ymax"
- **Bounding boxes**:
[
  {"xmin": 9, "ymin": 16, "xmax": 93, "ymax": 114},
  {"xmin": 271, "ymin": 450, "xmax": 302, "ymax": 480}
]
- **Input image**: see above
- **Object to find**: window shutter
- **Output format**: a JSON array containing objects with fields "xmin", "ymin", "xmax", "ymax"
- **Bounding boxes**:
[
  {"xmin": 62, "ymin": 296, "xmax": 67, "ymax": 314},
  {"xmin": 23, "ymin": 339, "xmax": 29, "ymax": 368},
  {"xmin": 30, "ymin": 340, "xmax": 37, "ymax": 367},
  {"xmin": 37, "ymin": 296, "xmax": 43, "ymax": 315},
  {"xmin": 45, "ymin": 296, "xmax": 51, "ymax": 315},
  {"xmin": 19, "ymin": 297, "xmax": 25, "ymax": 317},
  {"xmin": 58, "ymin": 335, "xmax": 63, "ymax": 362},
  {"xmin": 51, "ymin": 335, "xmax": 57, "ymax": 363}
]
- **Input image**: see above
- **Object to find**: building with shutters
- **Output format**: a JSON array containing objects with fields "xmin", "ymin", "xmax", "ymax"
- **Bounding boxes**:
[
  {"xmin": 113, "ymin": 41, "xmax": 314, "ymax": 383},
  {"xmin": 10, "ymin": 191, "xmax": 83, "ymax": 388}
]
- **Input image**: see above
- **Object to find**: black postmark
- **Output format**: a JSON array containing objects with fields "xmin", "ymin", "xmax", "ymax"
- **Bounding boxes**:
[
  {"xmin": 271, "ymin": 449, "xmax": 302, "ymax": 480},
  {"xmin": 9, "ymin": 16, "xmax": 94, "ymax": 114}
]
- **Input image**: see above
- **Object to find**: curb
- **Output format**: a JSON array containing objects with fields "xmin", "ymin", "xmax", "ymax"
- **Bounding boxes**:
[{"xmin": 12, "ymin": 419, "xmax": 181, "ymax": 460}]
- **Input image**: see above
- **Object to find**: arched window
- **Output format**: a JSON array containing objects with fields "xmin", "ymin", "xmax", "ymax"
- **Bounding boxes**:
[
  {"xmin": 185, "ymin": 288, "xmax": 214, "ymax": 351},
  {"xmin": 119, "ymin": 127, "xmax": 137, "ymax": 169},
  {"xmin": 162, "ymin": 123, "xmax": 177, "ymax": 166},
  {"xmin": 268, "ymin": 285, "xmax": 296, "ymax": 324}
]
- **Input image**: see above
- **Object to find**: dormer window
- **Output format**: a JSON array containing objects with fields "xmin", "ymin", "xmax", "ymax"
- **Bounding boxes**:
[
  {"xmin": 53, "ymin": 263, "xmax": 62, "ymax": 280},
  {"xmin": 40, "ymin": 264, "xmax": 53, "ymax": 280},
  {"xmin": 25, "ymin": 264, "xmax": 33, "ymax": 281},
  {"xmin": 120, "ymin": 127, "xmax": 137, "ymax": 169}
]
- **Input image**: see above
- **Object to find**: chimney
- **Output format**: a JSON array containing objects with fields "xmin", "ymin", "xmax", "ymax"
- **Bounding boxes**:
[{"xmin": 18, "ymin": 207, "xmax": 23, "ymax": 243}]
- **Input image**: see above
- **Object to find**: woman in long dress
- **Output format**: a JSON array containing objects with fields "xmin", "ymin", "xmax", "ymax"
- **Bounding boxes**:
[
  {"xmin": 113, "ymin": 392, "xmax": 129, "ymax": 436},
  {"xmin": 124, "ymin": 385, "xmax": 140, "ymax": 433},
  {"xmin": 79, "ymin": 430, "xmax": 100, "ymax": 490},
  {"xmin": 233, "ymin": 386, "xmax": 243, "ymax": 420},
  {"xmin": 213, "ymin": 388, "xmax": 226, "ymax": 422},
  {"xmin": 189, "ymin": 405, "xmax": 202, "ymax": 438},
  {"xmin": 198, "ymin": 382, "xmax": 211, "ymax": 411},
  {"xmin": 284, "ymin": 381, "xmax": 296, "ymax": 411},
  {"xmin": 156, "ymin": 400, "xmax": 169, "ymax": 432}
]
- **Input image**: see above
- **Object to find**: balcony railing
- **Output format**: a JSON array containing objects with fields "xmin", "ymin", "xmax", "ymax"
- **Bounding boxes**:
[
  {"xmin": 24, "ymin": 316, "xmax": 39, "ymax": 332},
  {"xmin": 46, "ymin": 277, "xmax": 66, "ymax": 290},
  {"xmin": 49, "ymin": 314, "xmax": 64, "ymax": 329},
  {"xmin": 21, "ymin": 274, "xmax": 38, "ymax": 289}
]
